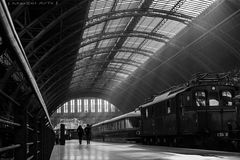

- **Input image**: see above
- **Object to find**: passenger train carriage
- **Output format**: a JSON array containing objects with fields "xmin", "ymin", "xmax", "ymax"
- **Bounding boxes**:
[
  {"xmin": 139, "ymin": 73, "xmax": 240, "ymax": 150},
  {"xmin": 92, "ymin": 111, "xmax": 141, "ymax": 142}
]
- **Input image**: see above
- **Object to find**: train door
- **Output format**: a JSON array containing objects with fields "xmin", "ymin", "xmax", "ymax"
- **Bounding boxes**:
[
  {"xmin": 195, "ymin": 90, "xmax": 209, "ymax": 133},
  {"xmin": 179, "ymin": 92, "xmax": 198, "ymax": 134},
  {"xmin": 219, "ymin": 90, "xmax": 237, "ymax": 132}
]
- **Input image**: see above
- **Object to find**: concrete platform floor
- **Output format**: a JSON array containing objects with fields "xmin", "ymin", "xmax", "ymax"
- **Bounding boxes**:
[{"xmin": 50, "ymin": 140, "xmax": 240, "ymax": 160}]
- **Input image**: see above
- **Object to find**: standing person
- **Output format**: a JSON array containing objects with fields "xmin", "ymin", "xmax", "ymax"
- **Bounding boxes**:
[
  {"xmin": 84, "ymin": 124, "xmax": 91, "ymax": 144},
  {"xmin": 77, "ymin": 125, "xmax": 84, "ymax": 145}
]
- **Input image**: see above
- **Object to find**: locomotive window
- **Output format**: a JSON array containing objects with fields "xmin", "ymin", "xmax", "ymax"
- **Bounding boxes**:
[
  {"xmin": 209, "ymin": 99, "xmax": 219, "ymax": 106},
  {"xmin": 195, "ymin": 91, "xmax": 206, "ymax": 106},
  {"xmin": 208, "ymin": 92, "xmax": 219, "ymax": 106},
  {"xmin": 222, "ymin": 91, "xmax": 232, "ymax": 106},
  {"xmin": 167, "ymin": 107, "xmax": 171, "ymax": 114}
]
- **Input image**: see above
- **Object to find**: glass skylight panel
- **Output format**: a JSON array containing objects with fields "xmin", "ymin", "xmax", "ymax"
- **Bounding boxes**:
[
  {"xmin": 115, "ymin": 51, "xmax": 131, "ymax": 59},
  {"xmin": 83, "ymin": 22, "xmax": 105, "ymax": 39},
  {"xmin": 150, "ymin": 0, "xmax": 178, "ymax": 11},
  {"xmin": 131, "ymin": 54, "xmax": 149, "ymax": 63},
  {"xmin": 158, "ymin": 20, "xmax": 186, "ymax": 37},
  {"xmin": 88, "ymin": 0, "xmax": 114, "ymax": 18},
  {"xmin": 135, "ymin": 17, "xmax": 162, "ymax": 32},
  {"xmin": 105, "ymin": 18, "xmax": 130, "ymax": 33},
  {"xmin": 98, "ymin": 38, "xmax": 117, "ymax": 48},
  {"xmin": 108, "ymin": 62, "xmax": 122, "ymax": 69},
  {"xmin": 178, "ymin": 0, "xmax": 216, "ymax": 18},
  {"xmin": 121, "ymin": 64, "xmax": 138, "ymax": 72},
  {"xmin": 140, "ymin": 39, "xmax": 164, "ymax": 52},
  {"xmin": 123, "ymin": 37, "xmax": 143, "ymax": 48},
  {"xmin": 116, "ymin": 72, "xmax": 129, "ymax": 79},
  {"xmin": 78, "ymin": 43, "xmax": 96, "ymax": 54},
  {"xmin": 115, "ymin": 0, "xmax": 140, "ymax": 11}
]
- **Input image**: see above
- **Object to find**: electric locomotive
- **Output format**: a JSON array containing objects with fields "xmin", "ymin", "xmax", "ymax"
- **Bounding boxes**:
[
  {"xmin": 92, "ymin": 111, "xmax": 141, "ymax": 142},
  {"xmin": 139, "ymin": 73, "xmax": 240, "ymax": 150}
]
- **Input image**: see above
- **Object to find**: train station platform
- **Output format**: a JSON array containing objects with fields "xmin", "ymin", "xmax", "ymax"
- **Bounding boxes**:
[{"xmin": 50, "ymin": 140, "xmax": 240, "ymax": 160}]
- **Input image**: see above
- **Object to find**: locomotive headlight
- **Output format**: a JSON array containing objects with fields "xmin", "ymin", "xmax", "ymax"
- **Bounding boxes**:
[
  {"xmin": 212, "ymin": 86, "xmax": 216, "ymax": 90},
  {"xmin": 136, "ymin": 131, "xmax": 140, "ymax": 135}
]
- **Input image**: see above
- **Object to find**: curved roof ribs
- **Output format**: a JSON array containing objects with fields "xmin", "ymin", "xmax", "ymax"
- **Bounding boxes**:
[
  {"xmin": 36, "ymin": 45, "xmax": 155, "ymax": 86},
  {"xmin": 23, "ymin": 0, "xmax": 89, "ymax": 52},
  {"xmin": 41, "ymin": 58, "xmax": 145, "ymax": 93}
]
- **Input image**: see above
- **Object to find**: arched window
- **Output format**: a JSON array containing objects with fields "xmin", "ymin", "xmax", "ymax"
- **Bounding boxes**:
[
  {"xmin": 104, "ymin": 100, "xmax": 108, "ymax": 112},
  {"xmin": 97, "ymin": 99, "xmax": 102, "ymax": 112},
  {"xmin": 91, "ymin": 99, "xmax": 95, "ymax": 112},
  {"xmin": 84, "ymin": 99, "xmax": 88, "ymax": 112},
  {"xmin": 57, "ymin": 107, "xmax": 61, "ymax": 113},
  {"xmin": 70, "ymin": 100, "xmax": 75, "ymax": 113},
  {"xmin": 63, "ymin": 102, "xmax": 68, "ymax": 113},
  {"xmin": 77, "ymin": 99, "xmax": 81, "ymax": 112}
]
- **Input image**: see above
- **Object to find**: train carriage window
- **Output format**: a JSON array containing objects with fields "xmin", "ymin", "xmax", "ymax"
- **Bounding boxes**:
[
  {"xmin": 222, "ymin": 91, "xmax": 232, "ymax": 106},
  {"xmin": 125, "ymin": 118, "xmax": 133, "ymax": 129},
  {"xmin": 146, "ymin": 108, "xmax": 149, "ymax": 118},
  {"xmin": 121, "ymin": 120, "xmax": 125, "ymax": 129},
  {"xmin": 166, "ymin": 100, "xmax": 171, "ymax": 114},
  {"xmin": 195, "ymin": 91, "xmax": 206, "ymax": 106}
]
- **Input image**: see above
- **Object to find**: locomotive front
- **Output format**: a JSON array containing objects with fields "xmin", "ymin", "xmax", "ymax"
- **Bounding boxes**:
[{"xmin": 178, "ymin": 74, "xmax": 240, "ymax": 150}]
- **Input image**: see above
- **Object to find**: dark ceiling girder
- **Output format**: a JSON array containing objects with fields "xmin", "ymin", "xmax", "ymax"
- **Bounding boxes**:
[
  {"xmin": 11, "ymin": 5, "xmax": 26, "ymax": 19},
  {"xmin": 70, "ymin": 76, "xmax": 125, "ymax": 87},
  {"xmin": 85, "ymin": 8, "xmax": 192, "ymax": 30},
  {"xmin": 82, "ymin": 30, "xmax": 170, "ymax": 44},
  {"xmin": 75, "ymin": 58, "xmax": 141, "ymax": 70},
  {"xmin": 27, "ymin": 21, "xmax": 81, "ymax": 59},
  {"xmin": 36, "ymin": 46, "xmax": 154, "ymax": 83},
  {"xmin": 24, "ymin": 0, "xmax": 89, "ymax": 51},
  {"xmin": 18, "ymin": 0, "xmax": 69, "ymax": 37},
  {"xmin": 42, "ymin": 61, "xmax": 149, "ymax": 101},
  {"xmin": 42, "ymin": 65, "xmax": 133, "ymax": 95},
  {"xmin": 39, "ymin": 56, "xmax": 146, "ymax": 92},
  {"xmin": 71, "ymin": 68, "xmax": 134, "ymax": 82},
  {"xmin": 32, "ymin": 30, "xmax": 166, "ymax": 70}
]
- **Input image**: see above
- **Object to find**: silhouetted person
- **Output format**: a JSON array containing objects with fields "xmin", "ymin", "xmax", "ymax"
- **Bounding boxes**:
[
  {"xmin": 77, "ymin": 125, "xmax": 84, "ymax": 144},
  {"xmin": 84, "ymin": 124, "xmax": 91, "ymax": 144}
]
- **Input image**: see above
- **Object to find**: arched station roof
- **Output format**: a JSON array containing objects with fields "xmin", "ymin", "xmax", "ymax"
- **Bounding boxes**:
[{"xmin": 3, "ymin": 0, "xmax": 240, "ymax": 116}]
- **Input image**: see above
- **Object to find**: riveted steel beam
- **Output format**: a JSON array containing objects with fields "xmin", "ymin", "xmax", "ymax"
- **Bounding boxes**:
[
  {"xmin": 81, "ymin": 30, "xmax": 169, "ymax": 45},
  {"xmin": 24, "ymin": 0, "xmax": 89, "ymax": 51},
  {"xmin": 0, "ymin": 0, "xmax": 52, "ymax": 127},
  {"xmin": 36, "ymin": 46, "xmax": 153, "ymax": 82},
  {"xmin": 38, "ymin": 56, "xmax": 145, "ymax": 91},
  {"xmin": 85, "ymin": 8, "xmax": 192, "ymax": 30},
  {"xmin": 32, "ymin": 30, "xmax": 166, "ymax": 70}
]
